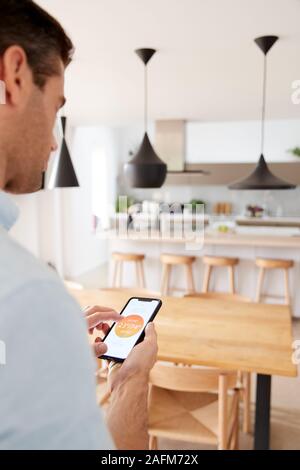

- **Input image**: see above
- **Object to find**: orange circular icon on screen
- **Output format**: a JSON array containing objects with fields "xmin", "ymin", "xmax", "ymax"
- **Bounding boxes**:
[{"xmin": 115, "ymin": 315, "xmax": 144, "ymax": 338}]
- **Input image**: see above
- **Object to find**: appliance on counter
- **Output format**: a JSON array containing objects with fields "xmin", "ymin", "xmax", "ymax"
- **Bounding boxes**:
[
  {"xmin": 245, "ymin": 205, "xmax": 265, "ymax": 218},
  {"xmin": 111, "ymin": 199, "xmax": 208, "ymax": 233},
  {"xmin": 213, "ymin": 202, "xmax": 232, "ymax": 216}
]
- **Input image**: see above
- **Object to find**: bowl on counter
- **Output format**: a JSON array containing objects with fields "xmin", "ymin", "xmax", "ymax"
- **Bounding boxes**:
[{"xmin": 206, "ymin": 220, "xmax": 236, "ymax": 235}]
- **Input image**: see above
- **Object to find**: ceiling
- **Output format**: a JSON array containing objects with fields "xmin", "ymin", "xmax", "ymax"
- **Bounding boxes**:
[{"xmin": 38, "ymin": 0, "xmax": 300, "ymax": 125}]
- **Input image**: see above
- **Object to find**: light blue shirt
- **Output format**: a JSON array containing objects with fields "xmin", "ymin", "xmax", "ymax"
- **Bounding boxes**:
[{"xmin": 0, "ymin": 191, "xmax": 114, "ymax": 450}]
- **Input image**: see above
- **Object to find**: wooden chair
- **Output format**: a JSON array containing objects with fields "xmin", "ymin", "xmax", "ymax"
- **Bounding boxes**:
[
  {"xmin": 184, "ymin": 291, "xmax": 252, "ymax": 434},
  {"xmin": 160, "ymin": 254, "xmax": 196, "ymax": 296},
  {"xmin": 202, "ymin": 256, "xmax": 239, "ymax": 294},
  {"xmin": 148, "ymin": 362, "xmax": 239, "ymax": 450},
  {"xmin": 112, "ymin": 252, "xmax": 146, "ymax": 288},
  {"xmin": 255, "ymin": 257, "xmax": 294, "ymax": 306}
]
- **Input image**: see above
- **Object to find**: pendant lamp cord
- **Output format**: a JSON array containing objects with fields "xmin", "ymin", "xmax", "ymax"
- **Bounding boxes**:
[
  {"xmin": 261, "ymin": 54, "xmax": 267, "ymax": 154},
  {"xmin": 144, "ymin": 65, "xmax": 148, "ymax": 132}
]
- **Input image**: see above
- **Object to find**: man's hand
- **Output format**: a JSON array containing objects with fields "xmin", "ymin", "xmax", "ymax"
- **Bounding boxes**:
[
  {"xmin": 106, "ymin": 322, "xmax": 158, "ymax": 449},
  {"xmin": 84, "ymin": 305, "xmax": 120, "ymax": 357},
  {"xmin": 108, "ymin": 323, "xmax": 158, "ymax": 391}
]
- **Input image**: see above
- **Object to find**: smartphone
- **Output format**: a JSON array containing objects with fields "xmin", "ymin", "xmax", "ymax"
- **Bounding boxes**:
[{"xmin": 100, "ymin": 297, "xmax": 162, "ymax": 363}]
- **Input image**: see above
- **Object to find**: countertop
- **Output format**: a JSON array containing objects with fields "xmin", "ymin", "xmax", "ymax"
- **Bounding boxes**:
[{"xmin": 103, "ymin": 229, "xmax": 300, "ymax": 248}]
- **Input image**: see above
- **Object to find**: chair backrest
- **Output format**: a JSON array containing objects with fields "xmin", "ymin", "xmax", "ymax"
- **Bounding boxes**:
[
  {"xmin": 150, "ymin": 361, "xmax": 237, "ymax": 393},
  {"xmin": 149, "ymin": 362, "xmax": 239, "ymax": 450},
  {"xmin": 185, "ymin": 292, "xmax": 251, "ymax": 303},
  {"xmin": 101, "ymin": 287, "xmax": 161, "ymax": 297}
]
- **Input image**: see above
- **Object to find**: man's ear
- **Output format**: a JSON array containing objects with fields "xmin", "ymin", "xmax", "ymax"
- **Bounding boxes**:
[{"xmin": 2, "ymin": 45, "xmax": 33, "ymax": 107}]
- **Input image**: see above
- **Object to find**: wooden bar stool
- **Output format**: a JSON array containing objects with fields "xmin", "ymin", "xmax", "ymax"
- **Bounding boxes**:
[
  {"xmin": 112, "ymin": 252, "xmax": 146, "ymax": 288},
  {"xmin": 255, "ymin": 258, "xmax": 294, "ymax": 305},
  {"xmin": 160, "ymin": 254, "xmax": 196, "ymax": 296},
  {"xmin": 202, "ymin": 256, "xmax": 239, "ymax": 294}
]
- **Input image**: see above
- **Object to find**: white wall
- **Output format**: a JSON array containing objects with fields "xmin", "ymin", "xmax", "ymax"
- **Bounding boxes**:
[{"xmin": 61, "ymin": 126, "xmax": 118, "ymax": 278}]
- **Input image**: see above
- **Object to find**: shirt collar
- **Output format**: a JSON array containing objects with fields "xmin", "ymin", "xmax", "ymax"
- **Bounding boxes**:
[{"xmin": 0, "ymin": 191, "xmax": 20, "ymax": 230}]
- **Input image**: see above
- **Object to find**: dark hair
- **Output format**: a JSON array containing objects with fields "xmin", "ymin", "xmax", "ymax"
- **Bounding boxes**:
[{"xmin": 0, "ymin": 0, "xmax": 74, "ymax": 88}]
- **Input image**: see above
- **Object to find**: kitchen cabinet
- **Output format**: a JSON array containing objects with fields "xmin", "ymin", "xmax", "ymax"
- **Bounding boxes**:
[{"xmin": 186, "ymin": 119, "xmax": 300, "ymax": 164}]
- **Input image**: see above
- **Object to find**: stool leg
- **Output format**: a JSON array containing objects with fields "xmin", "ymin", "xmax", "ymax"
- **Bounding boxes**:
[
  {"xmin": 256, "ymin": 267, "xmax": 265, "ymax": 302},
  {"xmin": 118, "ymin": 261, "xmax": 123, "ymax": 287},
  {"xmin": 160, "ymin": 264, "xmax": 166, "ymax": 295},
  {"xmin": 186, "ymin": 264, "xmax": 195, "ymax": 294},
  {"xmin": 284, "ymin": 268, "xmax": 290, "ymax": 306},
  {"xmin": 160, "ymin": 264, "xmax": 167, "ymax": 295},
  {"xmin": 232, "ymin": 402, "xmax": 239, "ymax": 450},
  {"xmin": 161, "ymin": 264, "xmax": 170, "ymax": 295},
  {"xmin": 135, "ymin": 261, "xmax": 141, "ymax": 287},
  {"xmin": 149, "ymin": 436, "xmax": 158, "ymax": 450},
  {"xmin": 228, "ymin": 266, "xmax": 235, "ymax": 294},
  {"xmin": 202, "ymin": 265, "xmax": 212, "ymax": 293},
  {"xmin": 112, "ymin": 261, "xmax": 118, "ymax": 287},
  {"xmin": 139, "ymin": 261, "xmax": 146, "ymax": 288}
]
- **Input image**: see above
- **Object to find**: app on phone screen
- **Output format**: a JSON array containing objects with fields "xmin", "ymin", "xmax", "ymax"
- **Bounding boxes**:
[{"xmin": 104, "ymin": 298, "xmax": 159, "ymax": 360}]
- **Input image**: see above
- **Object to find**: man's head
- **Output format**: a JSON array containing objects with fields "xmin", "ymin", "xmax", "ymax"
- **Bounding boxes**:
[{"xmin": 0, "ymin": 0, "xmax": 73, "ymax": 194}]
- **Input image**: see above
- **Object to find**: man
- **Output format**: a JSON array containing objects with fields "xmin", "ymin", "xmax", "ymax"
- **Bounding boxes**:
[{"xmin": 0, "ymin": 0, "xmax": 157, "ymax": 450}]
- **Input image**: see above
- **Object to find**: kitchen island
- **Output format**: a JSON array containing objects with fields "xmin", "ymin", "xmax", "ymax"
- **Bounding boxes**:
[{"xmin": 104, "ymin": 221, "xmax": 300, "ymax": 317}]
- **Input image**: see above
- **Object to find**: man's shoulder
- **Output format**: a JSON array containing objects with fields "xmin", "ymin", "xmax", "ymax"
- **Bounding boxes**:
[{"xmin": 0, "ymin": 227, "xmax": 60, "ymax": 300}]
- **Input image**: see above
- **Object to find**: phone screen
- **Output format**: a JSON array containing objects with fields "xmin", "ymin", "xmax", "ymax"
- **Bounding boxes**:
[{"xmin": 102, "ymin": 298, "xmax": 160, "ymax": 361}]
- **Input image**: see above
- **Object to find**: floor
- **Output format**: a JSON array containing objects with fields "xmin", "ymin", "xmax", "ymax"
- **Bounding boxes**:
[
  {"xmin": 79, "ymin": 265, "xmax": 300, "ymax": 450},
  {"xmin": 75, "ymin": 264, "xmax": 108, "ymax": 289}
]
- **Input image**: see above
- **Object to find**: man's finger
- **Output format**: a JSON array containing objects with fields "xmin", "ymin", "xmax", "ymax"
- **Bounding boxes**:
[
  {"xmin": 94, "ymin": 339, "xmax": 107, "ymax": 357},
  {"xmin": 96, "ymin": 323, "xmax": 110, "ymax": 335},
  {"xmin": 89, "ymin": 323, "xmax": 108, "ymax": 336},
  {"xmin": 85, "ymin": 305, "xmax": 118, "ymax": 316},
  {"xmin": 144, "ymin": 322, "xmax": 156, "ymax": 341},
  {"xmin": 87, "ymin": 311, "xmax": 120, "ymax": 330}
]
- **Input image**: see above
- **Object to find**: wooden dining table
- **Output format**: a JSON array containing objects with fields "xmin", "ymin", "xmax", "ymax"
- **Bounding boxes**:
[{"xmin": 69, "ymin": 288, "xmax": 297, "ymax": 450}]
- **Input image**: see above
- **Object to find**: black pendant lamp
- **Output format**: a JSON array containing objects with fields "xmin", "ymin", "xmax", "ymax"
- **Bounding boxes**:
[
  {"xmin": 229, "ymin": 36, "xmax": 295, "ymax": 190},
  {"xmin": 40, "ymin": 172, "xmax": 46, "ymax": 190},
  {"xmin": 124, "ymin": 48, "xmax": 167, "ymax": 188},
  {"xmin": 51, "ymin": 116, "xmax": 79, "ymax": 188}
]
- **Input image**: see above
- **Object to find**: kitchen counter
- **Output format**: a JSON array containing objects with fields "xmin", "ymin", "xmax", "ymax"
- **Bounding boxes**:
[
  {"xmin": 104, "ymin": 228, "xmax": 300, "ymax": 248},
  {"xmin": 236, "ymin": 216, "xmax": 300, "ymax": 228},
  {"xmin": 105, "ymin": 224, "xmax": 300, "ymax": 317}
]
